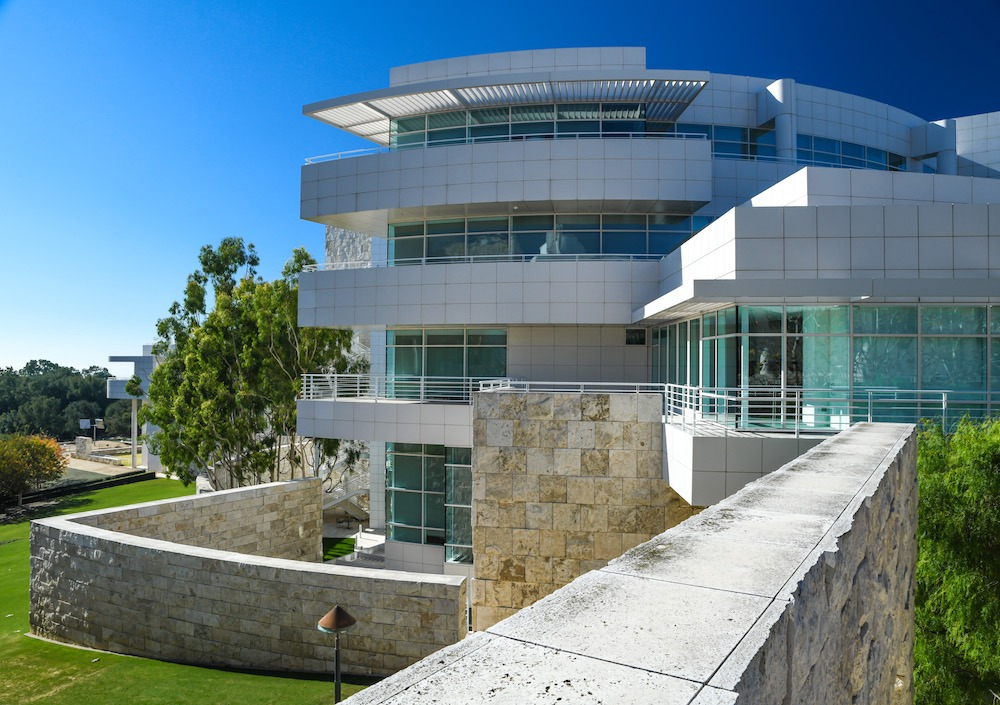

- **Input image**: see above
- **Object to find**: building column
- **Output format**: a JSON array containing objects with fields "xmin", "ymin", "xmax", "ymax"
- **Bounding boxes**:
[{"xmin": 760, "ymin": 78, "xmax": 797, "ymax": 162}]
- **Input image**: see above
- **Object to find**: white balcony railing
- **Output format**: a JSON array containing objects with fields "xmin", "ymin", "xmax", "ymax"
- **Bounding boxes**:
[
  {"xmin": 302, "ymin": 374, "xmax": 486, "ymax": 404},
  {"xmin": 304, "ymin": 131, "xmax": 708, "ymax": 164},
  {"xmin": 299, "ymin": 252, "xmax": 663, "ymax": 273},
  {"xmin": 665, "ymin": 384, "xmax": 1000, "ymax": 437},
  {"xmin": 301, "ymin": 375, "xmax": 995, "ymax": 435}
]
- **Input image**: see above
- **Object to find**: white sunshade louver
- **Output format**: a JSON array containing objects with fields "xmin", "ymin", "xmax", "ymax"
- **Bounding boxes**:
[
  {"xmin": 313, "ymin": 102, "xmax": 386, "ymax": 127},
  {"xmin": 368, "ymin": 90, "xmax": 465, "ymax": 116}
]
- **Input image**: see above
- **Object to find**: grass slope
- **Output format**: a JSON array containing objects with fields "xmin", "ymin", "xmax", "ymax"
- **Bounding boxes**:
[{"xmin": 0, "ymin": 481, "xmax": 372, "ymax": 705}]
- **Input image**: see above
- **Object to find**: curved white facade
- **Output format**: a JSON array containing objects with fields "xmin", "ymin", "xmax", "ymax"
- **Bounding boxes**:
[{"xmin": 296, "ymin": 47, "xmax": 1000, "ymax": 591}]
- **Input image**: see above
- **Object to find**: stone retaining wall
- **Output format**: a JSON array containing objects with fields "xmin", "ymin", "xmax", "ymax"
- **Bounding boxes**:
[
  {"xmin": 72, "ymin": 480, "xmax": 322, "ymax": 560},
  {"xmin": 347, "ymin": 423, "xmax": 916, "ymax": 704},
  {"xmin": 471, "ymin": 391, "xmax": 699, "ymax": 630},
  {"xmin": 29, "ymin": 479, "xmax": 466, "ymax": 675}
]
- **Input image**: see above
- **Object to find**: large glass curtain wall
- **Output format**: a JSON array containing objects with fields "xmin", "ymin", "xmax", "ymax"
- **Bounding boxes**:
[
  {"xmin": 796, "ymin": 135, "xmax": 906, "ymax": 171},
  {"xmin": 386, "ymin": 328, "xmax": 507, "ymax": 399},
  {"xmin": 388, "ymin": 214, "xmax": 714, "ymax": 263},
  {"xmin": 389, "ymin": 104, "xmax": 777, "ymax": 158},
  {"xmin": 386, "ymin": 444, "xmax": 473, "ymax": 563},
  {"xmin": 654, "ymin": 304, "xmax": 1000, "ymax": 426}
]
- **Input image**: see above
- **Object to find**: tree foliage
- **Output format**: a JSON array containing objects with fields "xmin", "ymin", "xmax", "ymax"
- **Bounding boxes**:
[
  {"xmin": 0, "ymin": 362, "xmax": 114, "ymax": 440},
  {"xmin": 142, "ymin": 238, "xmax": 357, "ymax": 489},
  {"xmin": 0, "ymin": 434, "xmax": 67, "ymax": 506},
  {"xmin": 916, "ymin": 417, "xmax": 1000, "ymax": 704}
]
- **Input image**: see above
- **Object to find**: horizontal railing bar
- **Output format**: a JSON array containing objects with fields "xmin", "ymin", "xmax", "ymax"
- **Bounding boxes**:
[{"xmin": 300, "ymin": 253, "xmax": 664, "ymax": 272}]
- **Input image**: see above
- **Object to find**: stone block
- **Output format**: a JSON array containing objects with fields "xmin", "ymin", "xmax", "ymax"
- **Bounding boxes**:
[
  {"xmin": 566, "ymin": 421, "xmax": 596, "ymax": 449},
  {"xmin": 538, "ymin": 530, "xmax": 567, "ymax": 558},
  {"xmin": 580, "ymin": 394, "xmax": 610, "ymax": 421},
  {"xmin": 552, "ymin": 394, "xmax": 582, "ymax": 421},
  {"xmin": 525, "ymin": 503, "xmax": 553, "ymax": 530},
  {"xmin": 486, "ymin": 419, "xmax": 514, "ymax": 447},
  {"xmin": 594, "ymin": 422, "xmax": 624, "ymax": 449},
  {"xmin": 524, "ymin": 393, "xmax": 554, "ymax": 419},
  {"xmin": 512, "ymin": 475, "xmax": 540, "ymax": 502},
  {"xmin": 609, "ymin": 394, "xmax": 637, "ymax": 422},
  {"xmin": 553, "ymin": 447, "xmax": 581, "ymax": 475},
  {"xmin": 538, "ymin": 476, "xmax": 567, "ymax": 503},
  {"xmin": 566, "ymin": 477, "xmax": 596, "ymax": 504},
  {"xmin": 526, "ymin": 447, "xmax": 555, "ymax": 474},
  {"xmin": 513, "ymin": 420, "xmax": 540, "ymax": 446}
]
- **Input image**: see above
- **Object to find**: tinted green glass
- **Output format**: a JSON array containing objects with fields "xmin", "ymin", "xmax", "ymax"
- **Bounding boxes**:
[
  {"xmin": 702, "ymin": 312, "xmax": 717, "ymax": 338},
  {"xmin": 426, "ymin": 235, "xmax": 466, "ymax": 259},
  {"xmin": 389, "ymin": 237, "xmax": 423, "ymax": 262},
  {"xmin": 389, "ymin": 525, "xmax": 422, "ymax": 543},
  {"xmin": 470, "ymin": 107, "xmax": 509, "ymax": 124},
  {"xmin": 557, "ymin": 103, "xmax": 600, "ymax": 120},
  {"xmin": 424, "ymin": 455, "xmax": 446, "ymax": 493},
  {"xmin": 602, "ymin": 103, "xmax": 644, "ymax": 119},
  {"xmin": 467, "ymin": 329, "xmax": 507, "ymax": 346},
  {"xmin": 746, "ymin": 336, "xmax": 783, "ymax": 386},
  {"xmin": 786, "ymin": 336, "xmax": 803, "ymax": 387},
  {"xmin": 426, "ymin": 219, "xmax": 465, "ymax": 235},
  {"xmin": 389, "ymin": 222, "xmax": 424, "ymax": 238},
  {"xmin": 388, "ymin": 329, "xmax": 423, "ymax": 346},
  {"xmin": 602, "ymin": 214, "xmax": 645, "ymax": 230},
  {"xmin": 426, "ymin": 329, "xmax": 464, "ymax": 345},
  {"xmin": 511, "ymin": 105, "xmax": 555, "ymax": 121},
  {"xmin": 446, "ymin": 465, "xmax": 472, "ymax": 506},
  {"xmin": 556, "ymin": 120, "xmax": 600, "ymax": 135},
  {"xmin": 424, "ymin": 494, "xmax": 445, "ymax": 529},
  {"xmin": 467, "ymin": 347, "xmax": 507, "ymax": 378},
  {"xmin": 425, "ymin": 348, "xmax": 463, "ymax": 378},
  {"xmin": 741, "ymin": 306, "xmax": 783, "ymax": 334},
  {"xmin": 801, "ymin": 336, "xmax": 849, "ymax": 388},
  {"xmin": 389, "ymin": 454, "xmax": 422, "ymax": 490},
  {"xmin": 446, "ymin": 446, "xmax": 472, "ymax": 466},
  {"xmin": 718, "ymin": 336, "xmax": 739, "ymax": 387},
  {"xmin": 393, "ymin": 116, "xmax": 426, "ymax": 133},
  {"xmin": 427, "ymin": 111, "xmax": 466, "ymax": 129},
  {"xmin": 719, "ymin": 308, "xmax": 737, "ymax": 336},
  {"xmin": 427, "ymin": 127, "xmax": 466, "ymax": 144},
  {"xmin": 511, "ymin": 122, "xmax": 553, "ymax": 136},
  {"xmin": 470, "ymin": 124, "xmax": 510, "ymax": 141},
  {"xmin": 992, "ymin": 339, "xmax": 1000, "ymax": 390},
  {"xmin": 389, "ymin": 490, "xmax": 422, "ymax": 526},
  {"xmin": 852, "ymin": 337, "xmax": 917, "ymax": 388},
  {"xmin": 921, "ymin": 306, "xmax": 986, "ymax": 335},
  {"xmin": 921, "ymin": 338, "xmax": 986, "ymax": 390},
  {"xmin": 853, "ymin": 307, "xmax": 918, "ymax": 335},
  {"xmin": 468, "ymin": 232, "xmax": 509, "ymax": 256},
  {"xmin": 446, "ymin": 506, "xmax": 473, "ymax": 545},
  {"xmin": 799, "ymin": 306, "xmax": 849, "ymax": 334},
  {"xmin": 511, "ymin": 232, "xmax": 548, "ymax": 255},
  {"xmin": 512, "ymin": 215, "xmax": 554, "ymax": 231},
  {"xmin": 602, "ymin": 231, "xmax": 646, "ymax": 254}
]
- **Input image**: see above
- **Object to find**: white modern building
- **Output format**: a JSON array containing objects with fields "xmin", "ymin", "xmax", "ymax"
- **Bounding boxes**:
[
  {"xmin": 107, "ymin": 345, "xmax": 162, "ymax": 472},
  {"xmin": 295, "ymin": 47, "xmax": 1000, "ymax": 620}
]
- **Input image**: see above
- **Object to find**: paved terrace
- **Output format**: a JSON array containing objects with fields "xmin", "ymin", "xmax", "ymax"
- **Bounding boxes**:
[{"xmin": 346, "ymin": 422, "xmax": 916, "ymax": 705}]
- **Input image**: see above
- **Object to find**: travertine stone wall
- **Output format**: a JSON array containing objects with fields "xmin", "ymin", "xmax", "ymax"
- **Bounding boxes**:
[
  {"xmin": 471, "ymin": 391, "xmax": 698, "ymax": 630},
  {"xmin": 30, "ymin": 480, "xmax": 466, "ymax": 675},
  {"xmin": 341, "ymin": 423, "xmax": 917, "ymax": 705},
  {"xmin": 73, "ymin": 480, "xmax": 323, "ymax": 561}
]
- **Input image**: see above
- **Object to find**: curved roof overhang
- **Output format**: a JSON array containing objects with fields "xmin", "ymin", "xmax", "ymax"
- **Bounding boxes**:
[{"xmin": 305, "ymin": 70, "xmax": 710, "ymax": 145}]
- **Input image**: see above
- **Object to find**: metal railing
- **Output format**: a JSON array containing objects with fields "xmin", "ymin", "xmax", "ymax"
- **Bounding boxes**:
[
  {"xmin": 302, "ymin": 374, "xmax": 486, "ymax": 403},
  {"xmin": 665, "ymin": 384, "xmax": 1000, "ymax": 437},
  {"xmin": 304, "ymin": 131, "xmax": 708, "ymax": 164},
  {"xmin": 481, "ymin": 379, "xmax": 666, "ymax": 395},
  {"xmin": 300, "ymin": 252, "xmax": 663, "ymax": 273}
]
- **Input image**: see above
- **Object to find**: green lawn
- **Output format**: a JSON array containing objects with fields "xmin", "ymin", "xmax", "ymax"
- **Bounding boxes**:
[
  {"xmin": 0, "ymin": 480, "xmax": 373, "ymax": 705},
  {"xmin": 322, "ymin": 536, "xmax": 356, "ymax": 561}
]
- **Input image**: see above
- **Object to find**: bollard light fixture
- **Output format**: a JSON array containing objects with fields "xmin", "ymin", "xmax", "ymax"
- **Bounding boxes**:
[{"xmin": 317, "ymin": 605, "xmax": 356, "ymax": 703}]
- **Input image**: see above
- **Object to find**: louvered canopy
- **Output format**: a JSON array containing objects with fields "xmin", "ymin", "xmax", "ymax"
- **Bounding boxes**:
[{"xmin": 306, "ymin": 73, "xmax": 709, "ymax": 146}]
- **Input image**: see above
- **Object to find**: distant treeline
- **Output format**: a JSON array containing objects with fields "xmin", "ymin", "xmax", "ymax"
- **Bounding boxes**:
[{"xmin": 0, "ymin": 360, "xmax": 131, "ymax": 441}]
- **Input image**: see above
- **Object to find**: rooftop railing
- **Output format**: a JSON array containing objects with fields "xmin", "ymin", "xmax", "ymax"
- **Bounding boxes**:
[
  {"xmin": 665, "ymin": 384, "xmax": 1000, "ymax": 437},
  {"xmin": 300, "ymin": 252, "xmax": 663, "ymax": 273},
  {"xmin": 304, "ymin": 131, "xmax": 708, "ymax": 164}
]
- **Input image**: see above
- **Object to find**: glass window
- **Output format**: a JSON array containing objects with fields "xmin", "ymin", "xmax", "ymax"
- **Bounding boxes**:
[
  {"xmin": 511, "ymin": 105, "xmax": 555, "ymax": 121},
  {"xmin": 426, "ymin": 219, "xmax": 465, "ymax": 235},
  {"xmin": 426, "ymin": 330, "xmax": 465, "ymax": 346},
  {"xmin": 467, "ymin": 232, "xmax": 508, "ymax": 257},
  {"xmin": 602, "ymin": 214, "xmax": 645, "ymax": 230},
  {"xmin": 799, "ymin": 306, "xmax": 849, "ymax": 335},
  {"xmin": 425, "ymin": 347, "xmax": 463, "ymax": 377},
  {"xmin": 446, "ymin": 447, "xmax": 472, "ymax": 466},
  {"xmin": 393, "ymin": 116, "xmax": 426, "ymax": 133},
  {"xmin": 388, "ymin": 454, "xmax": 423, "ymax": 490},
  {"xmin": 467, "ymin": 329, "xmax": 507, "ymax": 346},
  {"xmin": 602, "ymin": 103, "xmax": 644, "ymax": 119},
  {"xmin": 602, "ymin": 120, "xmax": 644, "ymax": 135},
  {"xmin": 718, "ymin": 307, "xmax": 738, "ymax": 336},
  {"xmin": 468, "ymin": 217, "xmax": 509, "ymax": 233},
  {"xmin": 921, "ymin": 338, "xmax": 986, "ymax": 390},
  {"xmin": 511, "ymin": 121, "xmax": 554, "ymax": 138},
  {"xmin": 813, "ymin": 137, "xmax": 839, "ymax": 155},
  {"xmin": 702, "ymin": 312, "xmax": 717, "ymax": 338},
  {"xmin": 991, "ymin": 306, "xmax": 1000, "ymax": 334},
  {"xmin": 512, "ymin": 215, "xmax": 554, "ymax": 231},
  {"xmin": 389, "ymin": 525, "xmax": 422, "ymax": 543},
  {"xmin": 389, "ymin": 237, "xmax": 423, "ymax": 262},
  {"xmin": 853, "ymin": 306, "xmax": 918, "ymax": 335},
  {"xmin": 714, "ymin": 125, "xmax": 746, "ymax": 142},
  {"xmin": 389, "ymin": 490, "xmax": 422, "ymax": 526},
  {"xmin": 424, "ymin": 455, "xmax": 446, "ymax": 493},
  {"xmin": 470, "ymin": 107, "xmax": 509, "ymax": 124},
  {"xmin": 554, "ymin": 231, "xmax": 600, "ymax": 254},
  {"xmin": 852, "ymin": 337, "xmax": 917, "ymax": 388},
  {"xmin": 746, "ymin": 336, "xmax": 783, "ymax": 386},
  {"xmin": 427, "ymin": 127, "xmax": 465, "ymax": 144},
  {"xmin": 388, "ymin": 329, "xmax": 423, "ymax": 346},
  {"xmin": 921, "ymin": 306, "xmax": 986, "ymax": 335},
  {"xmin": 676, "ymin": 123, "xmax": 712, "ymax": 138},
  {"xmin": 467, "ymin": 347, "xmax": 507, "ymax": 378},
  {"xmin": 427, "ymin": 111, "xmax": 466, "ymax": 129},
  {"xmin": 426, "ymin": 234, "xmax": 466, "ymax": 259},
  {"xmin": 557, "ymin": 103, "xmax": 600, "ymax": 120},
  {"xmin": 556, "ymin": 120, "xmax": 600, "ymax": 135},
  {"xmin": 648, "ymin": 233, "xmax": 687, "ymax": 255},
  {"xmin": 801, "ymin": 336, "xmax": 850, "ymax": 389},
  {"xmin": 796, "ymin": 134, "xmax": 812, "ymax": 149},
  {"xmin": 447, "ymin": 467, "xmax": 472, "ymax": 506},
  {"xmin": 470, "ymin": 124, "xmax": 509, "ymax": 141},
  {"xmin": 602, "ymin": 231, "xmax": 646, "ymax": 255},
  {"xmin": 389, "ymin": 222, "xmax": 424, "ymax": 238},
  {"xmin": 842, "ymin": 141, "xmax": 865, "ymax": 160},
  {"xmin": 511, "ymin": 232, "xmax": 548, "ymax": 255},
  {"xmin": 556, "ymin": 215, "xmax": 600, "ymax": 230},
  {"xmin": 741, "ymin": 306, "xmax": 783, "ymax": 334}
]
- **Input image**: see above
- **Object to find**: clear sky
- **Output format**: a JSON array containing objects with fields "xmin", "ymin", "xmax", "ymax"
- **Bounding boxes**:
[{"xmin": 2, "ymin": 0, "xmax": 999, "ymax": 378}]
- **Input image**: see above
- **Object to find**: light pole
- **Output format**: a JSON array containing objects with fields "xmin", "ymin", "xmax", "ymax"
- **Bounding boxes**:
[{"xmin": 317, "ymin": 605, "xmax": 356, "ymax": 703}]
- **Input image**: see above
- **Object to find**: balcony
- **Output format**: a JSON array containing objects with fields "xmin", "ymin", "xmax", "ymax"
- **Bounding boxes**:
[
  {"xmin": 298, "ymin": 256, "xmax": 660, "ymax": 328},
  {"xmin": 300, "ymin": 135, "xmax": 712, "ymax": 228}
]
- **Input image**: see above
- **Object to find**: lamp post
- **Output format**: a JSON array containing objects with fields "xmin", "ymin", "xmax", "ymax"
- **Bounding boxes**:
[{"xmin": 317, "ymin": 605, "xmax": 356, "ymax": 703}]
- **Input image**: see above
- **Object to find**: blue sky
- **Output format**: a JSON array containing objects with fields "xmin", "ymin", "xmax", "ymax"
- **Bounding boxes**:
[{"xmin": 2, "ymin": 0, "xmax": 999, "ymax": 377}]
